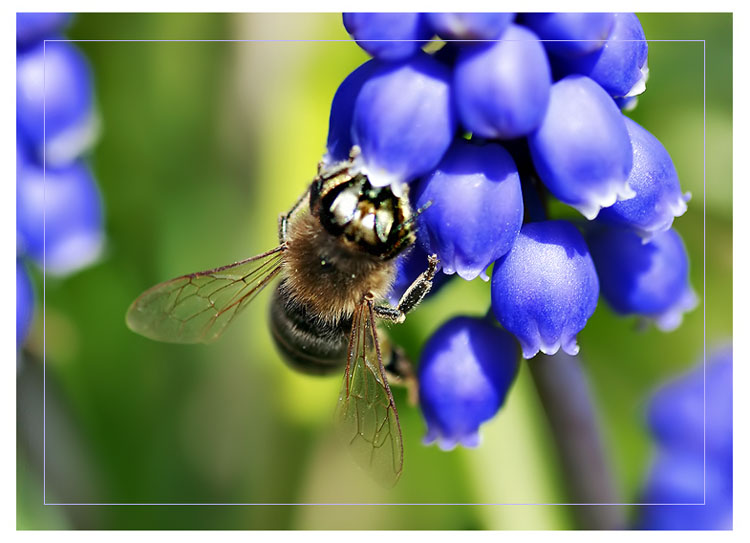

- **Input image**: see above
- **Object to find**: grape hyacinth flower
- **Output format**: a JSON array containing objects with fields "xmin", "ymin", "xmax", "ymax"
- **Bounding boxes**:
[
  {"xmin": 17, "ymin": 39, "xmax": 98, "ymax": 166},
  {"xmin": 586, "ymin": 226, "xmax": 697, "ymax": 331},
  {"xmin": 552, "ymin": 13, "xmax": 649, "ymax": 99},
  {"xmin": 521, "ymin": 12, "xmax": 615, "ymax": 58},
  {"xmin": 528, "ymin": 75, "xmax": 635, "ymax": 219},
  {"xmin": 343, "ymin": 13, "xmax": 431, "ymax": 62},
  {"xmin": 17, "ymin": 159, "xmax": 105, "ymax": 276},
  {"xmin": 350, "ymin": 52, "xmax": 456, "ymax": 190},
  {"xmin": 637, "ymin": 348, "xmax": 733, "ymax": 529},
  {"xmin": 335, "ymin": 13, "xmax": 697, "ymax": 470},
  {"xmin": 426, "ymin": 12, "xmax": 514, "ymax": 41},
  {"xmin": 597, "ymin": 117, "xmax": 689, "ymax": 240},
  {"xmin": 491, "ymin": 221, "xmax": 600, "ymax": 359},
  {"xmin": 452, "ymin": 23, "xmax": 552, "ymax": 140},
  {"xmin": 648, "ymin": 349, "xmax": 733, "ymax": 459},
  {"xmin": 415, "ymin": 139, "xmax": 523, "ymax": 280},
  {"xmin": 419, "ymin": 316, "xmax": 520, "ymax": 450},
  {"xmin": 16, "ymin": 13, "xmax": 105, "ymax": 348}
]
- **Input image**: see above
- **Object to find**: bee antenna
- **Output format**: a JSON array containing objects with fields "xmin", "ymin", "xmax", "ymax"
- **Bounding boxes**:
[
  {"xmin": 414, "ymin": 200, "xmax": 433, "ymax": 216},
  {"xmin": 395, "ymin": 200, "xmax": 432, "ymax": 233}
]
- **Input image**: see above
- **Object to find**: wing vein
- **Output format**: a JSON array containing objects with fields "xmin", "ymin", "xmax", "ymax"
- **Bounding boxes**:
[
  {"xmin": 126, "ymin": 245, "xmax": 286, "ymax": 344},
  {"xmin": 333, "ymin": 296, "xmax": 404, "ymax": 486}
]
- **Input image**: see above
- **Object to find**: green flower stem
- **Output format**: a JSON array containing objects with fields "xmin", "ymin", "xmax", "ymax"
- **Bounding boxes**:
[{"xmin": 528, "ymin": 350, "xmax": 625, "ymax": 529}]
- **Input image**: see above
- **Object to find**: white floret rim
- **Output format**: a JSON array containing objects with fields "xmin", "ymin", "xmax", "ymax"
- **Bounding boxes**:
[
  {"xmin": 574, "ymin": 178, "xmax": 636, "ymax": 220},
  {"xmin": 651, "ymin": 286, "xmax": 699, "ymax": 332}
]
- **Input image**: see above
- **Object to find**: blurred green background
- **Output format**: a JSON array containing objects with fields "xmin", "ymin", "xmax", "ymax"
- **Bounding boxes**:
[{"xmin": 17, "ymin": 13, "xmax": 732, "ymax": 529}]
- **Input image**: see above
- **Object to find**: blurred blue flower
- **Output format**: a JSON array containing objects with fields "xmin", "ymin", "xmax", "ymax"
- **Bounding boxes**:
[
  {"xmin": 637, "ymin": 348, "xmax": 732, "ymax": 530},
  {"xmin": 426, "ymin": 12, "xmax": 514, "ymax": 40},
  {"xmin": 528, "ymin": 75, "xmax": 635, "ymax": 219},
  {"xmin": 521, "ymin": 13, "xmax": 615, "ymax": 58},
  {"xmin": 17, "ymin": 13, "xmax": 105, "ymax": 350},
  {"xmin": 16, "ymin": 39, "xmax": 98, "ymax": 166},
  {"xmin": 16, "ymin": 12, "xmax": 71, "ymax": 49},
  {"xmin": 453, "ymin": 23, "xmax": 552, "ymax": 140},
  {"xmin": 17, "ymin": 260, "xmax": 34, "ymax": 346},
  {"xmin": 419, "ymin": 316, "xmax": 519, "ymax": 450},
  {"xmin": 586, "ymin": 226, "xmax": 697, "ymax": 331},
  {"xmin": 342, "ymin": 13, "xmax": 431, "ymax": 62},
  {"xmin": 415, "ymin": 139, "xmax": 523, "ymax": 280},
  {"xmin": 17, "ymin": 158, "xmax": 105, "ymax": 276},
  {"xmin": 351, "ymin": 52, "xmax": 456, "ymax": 189},
  {"xmin": 597, "ymin": 117, "xmax": 689, "ymax": 240},
  {"xmin": 648, "ymin": 349, "xmax": 732, "ymax": 460},
  {"xmin": 552, "ymin": 13, "xmax": 649, "ymax": 99},
  {"xmin": 491, "ymin": 220, "xmax": 600, "ymax": 359}
]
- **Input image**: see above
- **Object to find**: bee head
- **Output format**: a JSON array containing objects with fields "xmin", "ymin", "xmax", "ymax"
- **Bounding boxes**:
[{"xmin": 311, "ymin": 167, "xmax": 416, "ymax": 260}]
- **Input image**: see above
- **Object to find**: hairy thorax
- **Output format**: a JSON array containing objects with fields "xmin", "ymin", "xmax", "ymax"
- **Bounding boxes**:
[{"xmin": 281, "ymin": 212, "xmax": 396, "ymax": 323}]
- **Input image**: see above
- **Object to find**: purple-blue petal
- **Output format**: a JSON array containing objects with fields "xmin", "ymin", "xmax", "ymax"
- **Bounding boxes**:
[
  {"xmin": 453, "ymin": 24, "xmax": 551, "ymax": 139},
  {"xmin": 491, "ymin": 220, "xmax": 600, "ymax": 359},
  {"xmin": 324, "ymin": 60, "xmax": 377, "ymax": 164},
  {"xmin": 17, "ymin": 12, "xmax": 72, "ymax": 48},
  {"xmin": 343, "ymin": 13, "xmax": 432, "ymax": 61},
  {"xmin": 638, "ymin": 451, "xmax": 732, "ymax": 529},
  {"xmin": 597, "ymin": 117, "xmax": 689, "ymax": 240},
  {"xmin": 351, "ymin": 52, "xmax": 456, "ymax": 187},
  {"xmin": 520, "ymin": 13, "xmax": 615, "ymax": 57},
  {"xmin": 551, "ymin": 13, "xmax": 648, "ymax": 99},
  {"xmin": 17, "ymin": 158, "xmax": 105, "ymax": 276},
  {"xmin": 426, "ymin": 13, "xmax": 514, "ymax": 41},
  {"xmin": 16, "ymin": 40, "xmax": 96, "ymax": 166},
  {"xmin": 586, "ymin": 226, "xmax": 697, "ymax": 330},
  {"xmin": 415, "ymin": 139, "xmax": 523, "ymax": 280},
  {"xmin": 614, "ymin": 95, "xmax": 639, "ymax": 111},
  {"xmin": 419, "ymin": 316, "xmax": 520, "ymax": 450},
  {"xmin": 637, "ymin": 349, "xmax": 733, "ymax": 529},
  {"xmin": 528, "ymin": 75, "xmax": 634, "ymax": 219},
  {"xmin": 647, "ymin": 347, "xmax": 732, "ymax": 461}
]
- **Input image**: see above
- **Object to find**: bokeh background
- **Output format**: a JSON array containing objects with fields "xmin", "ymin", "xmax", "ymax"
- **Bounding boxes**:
[{"xmin": 17, "ymin": 13, "xmax": 732, "ymax": 529}]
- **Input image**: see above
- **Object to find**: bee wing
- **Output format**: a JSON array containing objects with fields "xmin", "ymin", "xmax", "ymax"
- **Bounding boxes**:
[
  {"xmin": 334, "ymin": 298, "xmax": 404, "ymax": 486},
  {"xmin": 126, "ymin": 245, "xmax": 285, "ymax": 344}
]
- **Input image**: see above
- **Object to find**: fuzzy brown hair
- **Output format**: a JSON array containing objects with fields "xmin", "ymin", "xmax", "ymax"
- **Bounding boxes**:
[{"xmin": 280, "ymin": 212, "xmax": 397, "ymax": 323}]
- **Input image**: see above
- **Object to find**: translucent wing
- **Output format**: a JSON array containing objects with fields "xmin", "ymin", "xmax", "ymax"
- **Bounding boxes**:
[
  {"xmin": 126, "ymin": 245, "xmax": 285, "ymax": 343},
  {"xmin": 334, "ymin": 298, "xmax": 404, "ymax": 486}
]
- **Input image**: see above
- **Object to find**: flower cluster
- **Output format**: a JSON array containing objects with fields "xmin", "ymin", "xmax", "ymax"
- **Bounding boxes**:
[
  {"xmin": 16, "ymin": 13, "xmax": 105, "ymax": 346},
  {"xmin": 331, "ymin": 12, "xmax": 695, "ymax": 448},
  {"xmin": 637, "ymin": 348, "xmax": 732, "ymax": 529}
]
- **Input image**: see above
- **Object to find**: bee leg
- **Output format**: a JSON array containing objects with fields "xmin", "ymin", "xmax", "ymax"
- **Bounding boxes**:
[
  {"xmin": 374, "ymin": 254, "xmax": 440, "ymax": 323},
  {"xmin": 384, "ymin": 344, "xmax": 419, "ymax": 406},
  {"xmin": 278, "ymin": 188, "xmax": 310, "ymax": 243},
  {"xmin": 373, "ymin": 305, "xmax": 404, "ymax": 323}
]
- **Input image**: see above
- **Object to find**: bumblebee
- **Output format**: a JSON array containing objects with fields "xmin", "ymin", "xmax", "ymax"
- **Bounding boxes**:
[{"xmin": 126, "ymin": 147, "xmax": 438, "ymax": 485}]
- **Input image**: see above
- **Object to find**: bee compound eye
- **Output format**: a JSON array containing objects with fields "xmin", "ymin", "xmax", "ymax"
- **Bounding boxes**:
[
  {"xmin": 359, "ymin": 212, "xmax": 379, "ymax": 245},
  {"xmin": 375, "ymin": 207, "xmax": 394, "ymax": 243},
  {"xmin": 330, "ymin": 187, "xmax": 360, "ymax": 226}
]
